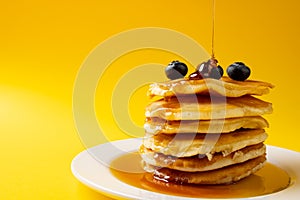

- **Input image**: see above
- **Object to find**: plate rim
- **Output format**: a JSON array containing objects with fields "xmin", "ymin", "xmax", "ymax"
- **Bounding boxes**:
[{"xmin": 71, "ymin": 138, "xmax": 300, "ymax": 200}]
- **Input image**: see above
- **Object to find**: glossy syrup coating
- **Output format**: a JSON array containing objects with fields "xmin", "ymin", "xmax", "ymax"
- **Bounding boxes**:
[{"xmin": 189, "ymin": 58, "xmax": 223, "ymax": 80}]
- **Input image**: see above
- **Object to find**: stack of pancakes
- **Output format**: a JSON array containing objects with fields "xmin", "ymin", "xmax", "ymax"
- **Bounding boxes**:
[{"xmin": 140, "ymin": 76, "xmax": 274, "ymax": 184}]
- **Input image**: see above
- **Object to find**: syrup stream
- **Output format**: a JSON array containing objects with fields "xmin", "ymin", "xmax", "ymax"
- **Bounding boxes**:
[{"xmin": 211, "ymin": 0, "xmax": 216, "ymax": 59}]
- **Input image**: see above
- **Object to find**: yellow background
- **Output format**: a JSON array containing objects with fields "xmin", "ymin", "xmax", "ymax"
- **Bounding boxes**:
[{"xmin": 1, "ymin": 0, "xmax": 299, "ymax": 199}]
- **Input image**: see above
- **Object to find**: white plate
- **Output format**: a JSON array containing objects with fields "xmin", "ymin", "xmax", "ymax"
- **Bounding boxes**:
[{"xmin": 71, "ymin": 138, "xmax": 300, "ymax": 200}]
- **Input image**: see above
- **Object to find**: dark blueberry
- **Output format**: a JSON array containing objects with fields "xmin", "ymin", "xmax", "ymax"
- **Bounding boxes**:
[
  {"xmin": 189, "ymin": 58, "xmax": 224, "ymax": 80},
  {"xmin": 189, "ymin": 70, "xmax": 203, "ymax": 80},
  {"xmin": 165, "ymin": 60, "xmax": 188, "ymax": 80},
  {"xmin": 192, "ymin": 60, "xmax": 224, "ymax": 80},
  {"xmin": 227, "ymin": 62, "xmax": 251, "ymax": 81},
  {"xmin": 210, "ymin": 65, "xmax": 224, "ymax": 79}
]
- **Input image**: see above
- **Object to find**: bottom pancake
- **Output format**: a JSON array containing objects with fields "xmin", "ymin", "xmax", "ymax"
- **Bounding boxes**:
[{"xmin": 145, "ymin": 155, "xmax": 266, "ymax": 185}]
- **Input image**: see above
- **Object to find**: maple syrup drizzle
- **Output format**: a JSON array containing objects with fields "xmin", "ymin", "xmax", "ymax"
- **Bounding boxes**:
[
  {"xmin": 211, "ymin": 0, "xmax": 216, "ymax": 59},
  {"xmin": 110, "ymin": 152, "xmax": 291, "ymax": 199}
]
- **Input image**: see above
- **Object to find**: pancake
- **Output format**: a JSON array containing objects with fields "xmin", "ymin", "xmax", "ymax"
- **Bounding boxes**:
[
  {"xmin": 141, "ymin": 143, "xmax": 265, "ymax": 172},
  {"xmin": 145, "ymin": 95, "xmax": 273, "ymax": 120},
  {"xmin": 144, "ymin": 116, "xmax": 269, "ymax": 134},
  {"xmin": 147, "ymin": 155, "xmax": 266, "ymax": 185},
  {"xmin": 143, "ymin": 129, "xmax": 268, "ymax": 158},
  {"xmin": 148, "ymin": 76, "xmax": 274, "ymax": 98}
]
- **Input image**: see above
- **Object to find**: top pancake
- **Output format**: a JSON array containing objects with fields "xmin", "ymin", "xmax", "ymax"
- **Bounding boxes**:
[{"xmin": 148, "ymin": 76, "xmax": 274, "ymax": 98}]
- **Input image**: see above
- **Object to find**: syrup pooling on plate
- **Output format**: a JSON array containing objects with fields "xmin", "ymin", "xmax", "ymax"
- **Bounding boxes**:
[{"xmin": 110, "ymin": 152, "xmax": 291, "ymax": 198}]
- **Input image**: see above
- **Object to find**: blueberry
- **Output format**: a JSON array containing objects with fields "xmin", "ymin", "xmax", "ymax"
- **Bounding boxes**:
[
  {"xmin": 165, "ymin": 61, "xmax": 188, "ymax": 80},
  {"xmin": 192, "ymin": 60, "xmax": 224, "ymax": 80},
  {"xmin": 227, "ymin": 62, "xmax": 251, "ymax": 81},
  {"xmin": 210, "ymin": 65, "xmax": 224, "ymax": 79}
]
